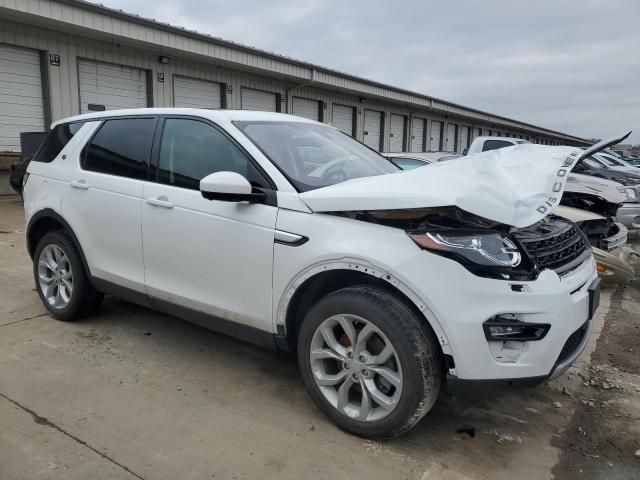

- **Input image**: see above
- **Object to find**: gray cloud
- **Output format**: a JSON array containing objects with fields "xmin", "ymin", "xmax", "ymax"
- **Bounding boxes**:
[{"xmin": 99, "ymin": 0, "xmax": 640, "ymax": 144}]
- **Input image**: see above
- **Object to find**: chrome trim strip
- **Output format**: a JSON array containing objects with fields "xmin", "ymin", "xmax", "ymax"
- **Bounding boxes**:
[{"xmin": 274, "ymin": 230, "xmax": 308, "ymax": 246}]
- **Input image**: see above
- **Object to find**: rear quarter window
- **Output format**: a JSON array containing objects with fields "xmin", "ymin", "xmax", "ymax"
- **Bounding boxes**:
[{"xmin": 33, "ymin": 123, "xmax": 85, "ymax": 163}]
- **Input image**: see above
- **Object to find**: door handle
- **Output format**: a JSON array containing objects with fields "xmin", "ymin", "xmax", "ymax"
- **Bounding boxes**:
[
  {"xmin": 146, "ymin": 196, "xmax": 174, "ymax": 209},
  {"xmin": 70, "ymin": 180, "xmax": 89, "ymax": 190}
]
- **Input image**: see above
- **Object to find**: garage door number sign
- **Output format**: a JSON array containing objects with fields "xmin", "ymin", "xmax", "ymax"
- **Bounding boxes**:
[{"xmin": 49, "ymin": 54, "xmax": 60, "ymax": 66}]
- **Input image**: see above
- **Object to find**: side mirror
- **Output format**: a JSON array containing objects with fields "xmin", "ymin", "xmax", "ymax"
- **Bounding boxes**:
[{"xmin": 199, "ymin": 171, "xmax": 266, "ymax": 203}]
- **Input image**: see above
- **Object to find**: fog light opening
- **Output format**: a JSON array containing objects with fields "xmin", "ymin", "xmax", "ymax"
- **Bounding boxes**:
[{"xmin": 483, "ymin": 315, "xmax": 550, "ymax": 342}]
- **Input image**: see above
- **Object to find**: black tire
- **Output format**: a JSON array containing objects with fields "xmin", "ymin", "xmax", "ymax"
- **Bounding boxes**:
[
  {"xmin": 33, "ymin": 230, "xmax": 103, "ymax": 321},
  {"xmin": 297, "ymin": 285, "xmax": 442, "ymax": 439}
]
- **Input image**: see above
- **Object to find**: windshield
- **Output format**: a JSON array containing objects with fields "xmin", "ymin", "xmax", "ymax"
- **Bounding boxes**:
[
  {"xmin": 389, "ymin": 157, "xmax": 429, "ymax": 170},
  {"xmin": 583, "ymin": 157, "xmax": 606, "ymax": 169},
  {"xmin": 234, "ymin": 121, "xmax": 398, "ymax": 191},
  {"xmin": 593, "ymin": 154, "xmax": 619, "ymax": 167}
]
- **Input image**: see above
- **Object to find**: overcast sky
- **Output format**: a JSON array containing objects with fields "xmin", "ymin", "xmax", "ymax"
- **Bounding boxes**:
[{"xmin": 99, "ymin": 0, "xmax": 640, "ymax": 144}]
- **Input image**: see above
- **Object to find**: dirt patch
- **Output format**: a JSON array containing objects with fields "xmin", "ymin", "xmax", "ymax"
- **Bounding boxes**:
[
  {"xmin": 551, "ymin": 276, "xmax": 640, "ymax": 479},
  {"xmin": 593, "ymin": 284, "xmax": 640, "ymax": 374}
]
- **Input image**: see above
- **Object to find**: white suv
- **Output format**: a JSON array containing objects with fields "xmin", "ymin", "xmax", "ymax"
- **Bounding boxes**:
[{"xmin": 24, "ymin": 109, "xmax": 602, "ymax": 439}]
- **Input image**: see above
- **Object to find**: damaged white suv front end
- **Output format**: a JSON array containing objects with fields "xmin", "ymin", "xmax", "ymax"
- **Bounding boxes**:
[
  {"xmin": 25, "ymin": 108, "xmax": 627, "ymax": 439},
  {"xmin": 291, "ymin": 141, "xmax": 608, "ymax": 383}
]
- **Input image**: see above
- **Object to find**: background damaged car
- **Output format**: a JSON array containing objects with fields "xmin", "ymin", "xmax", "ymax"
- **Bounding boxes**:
[{"xmin": 554, "ymin": 205, "xmax": 635, "ymax": 283}]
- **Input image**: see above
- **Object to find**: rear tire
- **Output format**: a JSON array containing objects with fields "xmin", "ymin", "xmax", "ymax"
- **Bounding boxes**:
[
  {"xmin": 297, "ymin": 285, "xmax": 442, "ymax": 439},
  {"xmin": 33, "ymin": 230, "xmax": 103, "ymax": 321}
]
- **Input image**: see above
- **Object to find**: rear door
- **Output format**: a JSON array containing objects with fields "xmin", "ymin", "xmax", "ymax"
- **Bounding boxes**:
[
  {"xmin": 142, "ymin": 116, "xmax": 277, "ymax": 331},
  {"xmin": 63, "ymin": 117, "xmax": 156, "ymax": 291}
]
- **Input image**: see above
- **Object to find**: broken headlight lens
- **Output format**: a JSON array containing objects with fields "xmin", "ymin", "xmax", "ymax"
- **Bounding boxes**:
[{"xmin": 408, "ymin": 231, "xmax": 522, "ymax": 268}]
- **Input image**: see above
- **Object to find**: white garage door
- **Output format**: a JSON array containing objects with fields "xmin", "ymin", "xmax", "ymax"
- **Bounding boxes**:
[
  {"xmin": 78, "ymin": 60, "xmax": 148, "ymax": 114},
  {"xmin": 292, "ymin": 97, "xmax": 321, "ymax": 121},
  {"xmin": 241, "ymin": 88, "xmax": 277, "ymax": 112},
  {"xmin": 430, "ymin": 121, "xmax": 443, "ymax": 150},
  {"xmin": 410, "ymin": 118, "xmax": 425, "ymax": 152},
  {"xmin": 483, "ymin": 128, "xmax": 491, "ymax": 137},
  {"xmin": 458, "ymin": 126, "xmax": 470, "ymax": 153},
  {"xmin": 472, "ymin": 127, "xmax": 482, "ymax": 141},
  {"xmin": 389, "ymin": 114, "xmax": 405, "ymax": 152},
  {"xmin": 363, "ymin": 110, "xmax": 383, "ymax": 151},
  {"xmin": 332, "ymin": 104, "xmax": 355, "ymax": 136},
  {"xmin": 0, "ymin": 44, "xmax": 45, "ymax": 151},
  {"xmin": 445, "ymin": 123, "xmax": 457, "ymax": 152},
  {"xmin": 173, "ymin": 76, "xmax": 222, "ymax": 109}
]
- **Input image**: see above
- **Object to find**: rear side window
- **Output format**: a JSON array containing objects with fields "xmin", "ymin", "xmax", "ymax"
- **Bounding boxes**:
[
  {"xmin": 83, "ymin": 118, "xmax": 155, "ymax": 179},
  {"xmin": 482, "ymin": 140, "xmax": 513, "ymax": 152},
  {"xmin": 33, "ymin": 123, "xmax": 85, "ymax": 163}
]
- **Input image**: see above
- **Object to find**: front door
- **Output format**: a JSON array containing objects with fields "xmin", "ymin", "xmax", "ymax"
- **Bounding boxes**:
[{"xmin": 142, "ymin": 117, "xmax": 277, "ymax": 331}]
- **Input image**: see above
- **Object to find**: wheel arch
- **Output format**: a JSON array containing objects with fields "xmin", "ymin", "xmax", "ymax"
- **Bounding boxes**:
[
  {"xmin": 27, "ymin": 209, "xmax": 92, "ymax": 281},
  {"xmin": 277, "ymin": 260, "xmax": 453, "ymax": 367}
]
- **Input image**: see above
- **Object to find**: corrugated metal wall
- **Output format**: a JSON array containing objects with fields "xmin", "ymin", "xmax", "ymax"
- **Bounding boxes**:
[{"xmin": 0, "ymin": 9, "xmax": 579, "ymax": 153}]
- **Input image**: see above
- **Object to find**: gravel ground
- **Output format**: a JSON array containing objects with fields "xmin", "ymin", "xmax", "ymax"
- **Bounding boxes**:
[{"xmin": 0, "ymin": 195, "xmax": 638, "ymax": 480}]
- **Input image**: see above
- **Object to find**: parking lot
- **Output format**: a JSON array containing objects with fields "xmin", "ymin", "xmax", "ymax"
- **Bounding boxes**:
[{"xmin": 0, "ymin": 195, "xmax": 638, "ymax": 480}]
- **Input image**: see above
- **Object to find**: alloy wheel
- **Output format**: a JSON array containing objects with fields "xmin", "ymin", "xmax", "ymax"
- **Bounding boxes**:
[
  {"xmin": 309, "ymin": 314, "xmax": 403, "ymax": 422},
  {"xmin": 38, "ymin": 244, "xmax": 73, "ymax": 309}
]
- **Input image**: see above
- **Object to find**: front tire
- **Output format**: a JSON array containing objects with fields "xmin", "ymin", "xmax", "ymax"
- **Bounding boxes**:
[
  {"xmin": 297, "ymin": 285, "xmax": 442, "ymax": 439},
  {"xmin": 33, "ymin": 231, "xmax": 103, "ymax": 321}
]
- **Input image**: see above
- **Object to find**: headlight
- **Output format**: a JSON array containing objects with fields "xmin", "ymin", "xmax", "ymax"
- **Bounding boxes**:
[
  {"xmin": 624, "ymin": 187, "xmax": 638, "ymax": 201},
  {"xmin": 407, "ymin": 231, "xmax": 522, "ymax": 267}
]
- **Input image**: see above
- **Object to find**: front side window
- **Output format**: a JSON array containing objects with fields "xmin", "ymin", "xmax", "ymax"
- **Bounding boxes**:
[
  {"xmin": 157, "ymin": 118, "xmax": 268, "ymax": 190},
  {"xmin": 34, "ymin": 122, "xmax": 85, "ymax": 163},
  {"xmin": 235, "ymin": 121, "xmax": 398, "ymax": 192},
  {"xmin": 83, "ymin": 118, "xmax": 155, "ymax": 179},
  {"xmin": 482, "ymin": 140, "xmax": 513, "ymax": 152}
]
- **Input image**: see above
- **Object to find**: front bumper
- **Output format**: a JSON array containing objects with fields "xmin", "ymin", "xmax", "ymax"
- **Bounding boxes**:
[
  {"xmin": 617, "ymin": 202, "xmax": 640, "ymax": 229},
  {"xmin": 593, "ymin": 246, "xmax": 635, "ymax": 284},
  {"xmin": 394, "ymin": 252, "xmax": 598, "ymax": 380}
]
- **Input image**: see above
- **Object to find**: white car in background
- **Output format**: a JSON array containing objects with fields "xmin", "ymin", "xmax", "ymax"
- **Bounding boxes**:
[
  {"xmin": 23, "ymin": 109, "xmax": 619, "ymax": 438},
  {"xmin": 465, "ymin": 136, "xmax": 530, "ymax": 155},
  {"xmin": 384, "ymin": 151, "xmax": 461, "ymax": 169}
]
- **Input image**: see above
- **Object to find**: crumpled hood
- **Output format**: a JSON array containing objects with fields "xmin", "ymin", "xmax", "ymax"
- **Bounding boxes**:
[
  {"xmin": 299, "ymin": 145, "xmax": 581, "ymax": 228},
  {"xmin": 565, "ymin": 173, "xmax": 627, "ymax": 204},
  {"xmin": 299, "ymin": 133, "xmax": 630, "ymax": 229}
]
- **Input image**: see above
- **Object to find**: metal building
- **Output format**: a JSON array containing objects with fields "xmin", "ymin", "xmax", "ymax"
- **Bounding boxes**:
[{"xmin": 0, "ymin": 0, "xmax": 590, "ymax": 172}]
